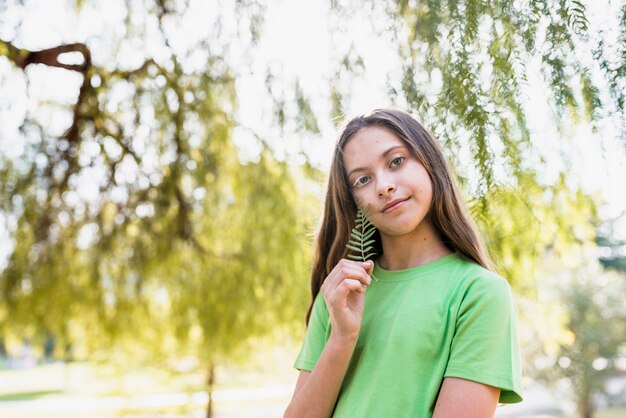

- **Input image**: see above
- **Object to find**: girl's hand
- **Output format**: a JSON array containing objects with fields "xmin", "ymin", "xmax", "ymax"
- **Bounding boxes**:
[{"xmin": 320, "ymin": 259, "xmax": 374, "ymax": 342}]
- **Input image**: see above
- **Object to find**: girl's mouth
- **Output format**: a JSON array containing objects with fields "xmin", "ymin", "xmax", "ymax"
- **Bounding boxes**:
[{"xmin": 382, "ymin": 197, "xmax": 409, "ymax": 213}]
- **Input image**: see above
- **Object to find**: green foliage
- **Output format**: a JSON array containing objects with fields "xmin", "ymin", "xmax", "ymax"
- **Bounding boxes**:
[
  {"xmin": 566, "ymin": 0, "xmax": 590, "ymax": 35},
  {"xmin": 346, "ymin": 208, "xmax": 378, "ymax": 281},
  {"xmin": 364, "ymin": 0, "xmax": 626, "ymax": 217},
  {"xmin": 295, "ymin": 83, "xmax": 320, "ymax": 133},
  {"xmin": 346, "ymin": 209, "xmax": 377, "ymax": 262},
  {"xmin": 473, "ymin": 173, "xmax": 598, "ymax": 292},
  {"xmin": 595, "ymin": 218, "xmax": 626, "ymax": 274},
  {"xmin": 527, "ymin": 263, "xmax": 626, "ymax": 417},
  {"xmin": 0, "ymin": 0, "xmax": 317, "ymax": 371}
]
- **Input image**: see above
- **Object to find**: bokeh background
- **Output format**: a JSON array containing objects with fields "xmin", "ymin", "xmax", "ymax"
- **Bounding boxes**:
[{"xmin": 1, "ymin": 0, "xmax": 625, "ymax": 417}]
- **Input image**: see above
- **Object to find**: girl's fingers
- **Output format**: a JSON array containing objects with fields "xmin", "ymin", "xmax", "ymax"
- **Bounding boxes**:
[
  {"xmin": 325, "ymin": 271, "xmax": 369, "ymax": 297},
  {"xmin": 321, "ymin": 259, "xmax": 372, "ymax": 301},
  {"xmin": 331, "ymin": 260, "xmax": 371, "ymax": 285},
  {"xmin": 331, "ymin": 279, "xmax": 366, "ymax": 301},
  {"xmin": 363, "ymin": 260, "xmax": 374, "ymax": 276}
]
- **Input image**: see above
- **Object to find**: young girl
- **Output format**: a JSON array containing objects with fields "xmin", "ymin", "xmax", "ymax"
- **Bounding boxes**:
[{"xmin": 284, "ymin": 109, "xmax": 522, "ymax": 418}]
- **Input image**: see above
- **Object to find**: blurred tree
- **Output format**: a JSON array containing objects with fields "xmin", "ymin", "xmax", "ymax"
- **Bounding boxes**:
[
  {"xmin": 528, "ymin": 263, "xmax": 626, "ymax": 418},
  {"xmin": 380, "ymin": 0, "xmax": 626, "ymax": 178},
  {"xmin": 477, "ymin": 172, "xmax": 597, "ymax": 291},
  {"xmin": 0, "ymin": 1, "xmax": 316, "ymax": 416},
  {"xmin": 596, "ymin": 215, "xmax": 626, "ymax": 273}
]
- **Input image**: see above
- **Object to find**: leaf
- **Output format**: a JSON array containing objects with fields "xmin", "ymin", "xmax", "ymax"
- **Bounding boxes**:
[
  {"xmin": 346, "ymin": 208, "xmax": 378, "ymax": 281},
  {"xmin": 346, "ymin": 244, "xmax": 364, "ymax": 252},
  {"xmin": 363, "ymin": 228, "xmax": 376, "ymax": 240}
]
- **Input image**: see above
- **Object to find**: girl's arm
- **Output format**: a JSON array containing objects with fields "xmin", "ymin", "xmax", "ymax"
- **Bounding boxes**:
[
  {"xmin": 284, "ymin": 259, "xmax": 373, "ymax": 418},
  {"xmin": 432, "ymin": 377, "xmax": 500, "ymax": 418},
  {"xmin": 283, "ymin": 333, "xmax": 357, "ymax": 418}
]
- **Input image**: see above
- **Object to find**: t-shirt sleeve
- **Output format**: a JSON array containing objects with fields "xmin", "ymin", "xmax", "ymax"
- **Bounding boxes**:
[
  {"xmin": 294, "ymin": 292, "xmax": 331, "ymax": 371},
  {"xmin": 444, "ymin": 273, "xmax": 523, "ymax": 403}
]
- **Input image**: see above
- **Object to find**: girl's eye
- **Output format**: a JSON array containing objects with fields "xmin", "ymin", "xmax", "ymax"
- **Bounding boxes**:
[
  {"xmin": 353, "ymin": 176, "xmax": 370, "ymax": 188},
  {"xmin": 390, "ymin": 156, "xmax": 405, "ymax": 168}
]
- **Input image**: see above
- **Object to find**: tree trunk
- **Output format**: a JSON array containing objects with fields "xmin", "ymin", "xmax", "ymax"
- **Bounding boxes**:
[
  {"xmin": 0, "ymin": 337, "xmax": 7, "ymax": 357},
  {"xmin": 578, "ymin": 391, "xmax": 594, "ymax": 418},
  {"xmin": 206, "ymin": 363, "xmax": 215, "ymax": 418},
  {"xmin": 582, "ymin": 403, "xmax": 593, "ymax": 418}
]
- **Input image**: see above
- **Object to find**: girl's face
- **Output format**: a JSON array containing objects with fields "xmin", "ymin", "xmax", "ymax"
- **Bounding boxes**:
[{"xmin": 343, "ymin": 126, "xmax": 434, "ymax": 239}]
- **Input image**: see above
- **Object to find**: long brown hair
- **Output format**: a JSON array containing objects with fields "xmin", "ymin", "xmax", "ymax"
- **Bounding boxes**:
[{"xmin": 306, "ymin": 109, "xmax": 493, "ymax": 323}]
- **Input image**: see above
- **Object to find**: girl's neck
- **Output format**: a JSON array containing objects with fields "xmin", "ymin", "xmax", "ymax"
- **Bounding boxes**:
[{"xmin": 377, "ymin": 221, "xmax": 452, "ymax": 271}]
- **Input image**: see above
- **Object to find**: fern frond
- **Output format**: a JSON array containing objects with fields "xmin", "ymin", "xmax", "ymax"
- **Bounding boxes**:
[{"xmin": 346, "ymin": 208, "xmax": 378, "ymax": 280}]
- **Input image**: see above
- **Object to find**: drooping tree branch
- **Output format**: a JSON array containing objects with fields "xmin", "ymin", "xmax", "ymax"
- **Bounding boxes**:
[
  {"xmin": 0, "ymin": 39, "xmax": 91, "ymax": 72},
  {"xmin": 1, "ymin": 39, "xmax": 93, "ymax": 150}
]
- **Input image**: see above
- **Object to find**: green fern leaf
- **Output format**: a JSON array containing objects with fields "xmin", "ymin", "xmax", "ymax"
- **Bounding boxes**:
[
  {"xmin": 346, "ymin": 244, "xmax": 364, "ymax": 253},
  {"xmin": 346, "ymin": 208, "xmax": 378, "ymax": 281}
]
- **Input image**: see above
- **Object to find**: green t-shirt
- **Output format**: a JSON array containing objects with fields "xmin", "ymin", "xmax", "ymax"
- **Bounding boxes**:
[{"xmin": 294, "ymin": 252, "xmax": 523, "ymax": 417}]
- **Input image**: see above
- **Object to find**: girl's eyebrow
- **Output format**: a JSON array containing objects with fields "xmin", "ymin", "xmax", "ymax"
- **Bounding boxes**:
[{"xmin": 346, "ymin": 145, "xmax": 407, "ymax": 178}]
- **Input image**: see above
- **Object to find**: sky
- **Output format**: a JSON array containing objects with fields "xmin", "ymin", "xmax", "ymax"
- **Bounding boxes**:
[{"xmin": 0, "ymin": 0, "xmax": 625, "ymax": 273}]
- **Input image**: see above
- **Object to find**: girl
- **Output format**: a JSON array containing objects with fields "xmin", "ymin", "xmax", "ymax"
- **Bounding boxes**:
[{"xmin": 284, "ymin": 109, "xmax": 522, "ymax": 418}]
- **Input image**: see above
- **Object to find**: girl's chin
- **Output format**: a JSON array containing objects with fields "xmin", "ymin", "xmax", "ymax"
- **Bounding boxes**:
[
  {"xmin": 378, "ymin": 219, "xmax": 428, "ymax": 237},
  {"xmin": 379, "ymin": 226, "xmax": 419, "ymax": 238}
]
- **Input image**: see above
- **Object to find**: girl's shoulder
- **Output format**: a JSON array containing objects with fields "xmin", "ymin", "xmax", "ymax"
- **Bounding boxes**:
[{"xmin": 452, "ymin": 255, "xmax": 513, "ymax": 297}]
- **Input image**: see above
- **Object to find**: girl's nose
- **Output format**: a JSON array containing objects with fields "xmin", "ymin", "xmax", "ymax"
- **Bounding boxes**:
[{"xmin": 377, "ymin": 178, "xmax": 396, "ymax": 197}]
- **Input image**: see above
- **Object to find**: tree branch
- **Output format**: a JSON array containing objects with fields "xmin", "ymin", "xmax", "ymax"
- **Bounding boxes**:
[{"xmin": 1, "ymin": 39, "xmax": 91, "ymax": 72}]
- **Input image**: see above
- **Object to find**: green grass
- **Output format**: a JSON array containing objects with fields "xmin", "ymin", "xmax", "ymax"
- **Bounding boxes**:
[{"xmin": 0, "ymin": 389, "xmax": 64, "ymax": 401}]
